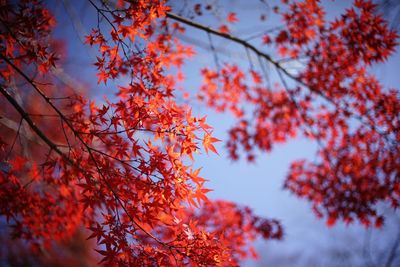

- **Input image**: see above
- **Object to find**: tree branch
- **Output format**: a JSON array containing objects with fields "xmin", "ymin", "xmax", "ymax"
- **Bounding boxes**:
[
  {"xmin": 166, "ymin": 12, "xmax": 395, "ymax": 143},
  {"xmin": 0, "ymin": 86, "xmax": 67, "ymax": 160},
  {"xmin": 0, "ymin": 55, "xmax": 174, "ymax": 249}
]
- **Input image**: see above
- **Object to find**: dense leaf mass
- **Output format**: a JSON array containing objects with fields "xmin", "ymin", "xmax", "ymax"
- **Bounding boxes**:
[{"xmin": 0, "ymin": 0, "xmax": 398, "ymax": 266}]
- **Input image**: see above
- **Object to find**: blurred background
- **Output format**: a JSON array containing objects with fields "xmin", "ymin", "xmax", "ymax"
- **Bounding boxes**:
[{"xmin": 1, "ymin": 0, "xmax": 399, "ymax": 266}]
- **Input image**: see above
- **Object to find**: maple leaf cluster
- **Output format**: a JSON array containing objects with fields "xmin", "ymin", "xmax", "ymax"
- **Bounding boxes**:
[
  {"xmin": 0, "ymin": 0, "xmax": 398, "ymax": 266},
  {"xmin": 197, "ymin": 0, "xmax": 399, "ymax": 227},
  {"xmin": 0, "ymin": 0, "xmax": 281, "ymax": 265}
]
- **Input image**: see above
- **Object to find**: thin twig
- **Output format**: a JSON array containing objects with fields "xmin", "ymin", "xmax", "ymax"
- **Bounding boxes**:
[
  {"xmin": 0, "ymin": 56, "xmax": 173, "ymax": 249},
  {"xmin": 166, "ymin": 12, "xmax": 394, "ymax": 143}
]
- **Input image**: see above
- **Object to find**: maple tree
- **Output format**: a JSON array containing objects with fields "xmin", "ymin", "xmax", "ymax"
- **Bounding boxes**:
[{"xmin": 0, "ymin": 0, "xmax": 398, "ymax": 266}]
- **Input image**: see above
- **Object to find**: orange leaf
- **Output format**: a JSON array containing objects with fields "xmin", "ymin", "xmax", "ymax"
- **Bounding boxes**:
[
  {"xmin": 227, "ymin": 12, "xmax": 238, "ymax": 23},
  {"xmin": 202, "ymin": 134, "xmax": 221, "ymax": 155},
  {"xmin": 218, "ymin": 25, "xmax": 230, "ymax": 34}
]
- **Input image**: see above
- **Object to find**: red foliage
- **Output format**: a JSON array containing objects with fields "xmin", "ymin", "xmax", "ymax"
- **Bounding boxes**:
[
  {"xmin": 197, "ymin": 0, "xmax": 399, "ymax": 227},
  {"xmin": 0, "ymin": 0, "xmax": 398, "ymax": 266}
]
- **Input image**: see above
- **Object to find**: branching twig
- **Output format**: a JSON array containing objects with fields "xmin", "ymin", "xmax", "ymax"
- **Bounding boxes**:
[
  {"xmin": 166, "ymin": 12, "xmax": 395, "ymax": 144},
  {"xmin": 0, "ymin": 56, "xmax": 174, "ymax": 249}
]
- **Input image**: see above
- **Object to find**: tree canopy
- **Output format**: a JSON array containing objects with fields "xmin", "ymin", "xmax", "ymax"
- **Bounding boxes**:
[{"xmin": 0, "ymin": 0, "xmax": 399, "ymax": 266}]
